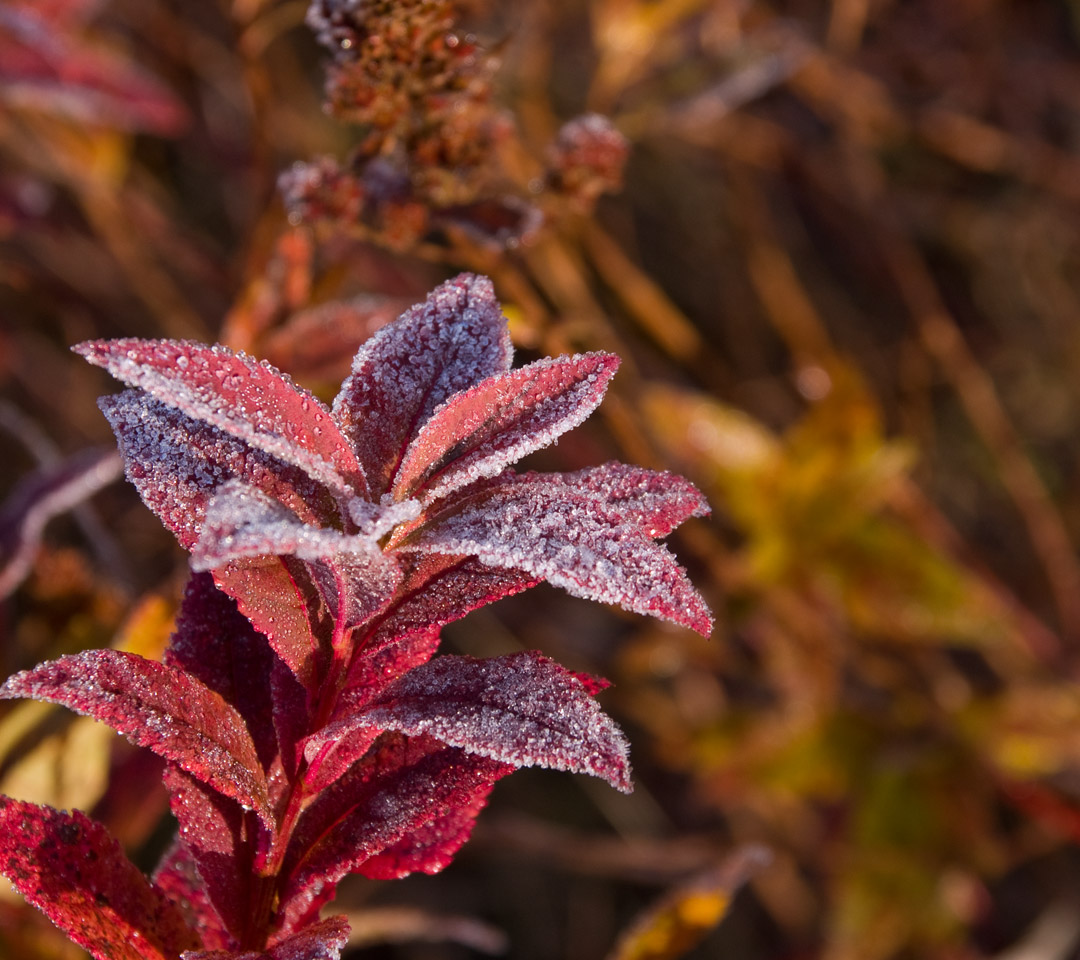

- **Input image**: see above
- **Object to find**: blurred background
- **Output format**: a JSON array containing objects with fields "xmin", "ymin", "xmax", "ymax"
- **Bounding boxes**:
[{"xmin": 4, "ymin": 0, "xmax": 1080, "ymax": 957}]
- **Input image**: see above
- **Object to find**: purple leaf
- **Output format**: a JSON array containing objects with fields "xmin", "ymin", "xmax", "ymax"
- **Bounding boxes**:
[
  {"xmin": 402, "ymin": 476, "xmax": 714, "ymax": 635},
  {"xmin": 392, "ymin": 352, "xmax": 620, "ymax": 503},
  {"xmin": 99, "ymin": 391, "xmax": 337, "ymax": 550},
  {"xmin": 164, "ymin": 766, "xmax": 259, "ymax": 949},
  {"xmin": 555, "ymin": 462, "xmax": 711, "ymax": 536},
  {"xmin": 184, "ymin": 917, "xmax": 351, "ymax": 960},
  {"xmin": 75, "ymin": 339, "xmax": 367, "ymax": 498},
  {"xmin": 357, "ymin": 651, "xmax": 632, "ymax": 792},
  {"xmin": 332, "ymin": 273, "xmax": 513, "ymax": 497},
  {"xmin": 279, "ymin": 733, "xmax": 511, "ymax": 932},
  {"xmin": 0, "ymin": 446, "xmax": 122, "ymax": 598},
  {"xmin": 0, "ymin": 797, "xmax": 199, "ymax": 960},
  {"xmin": 166, "ymin": 572, "xmax": 281, "ymax": 769},
  {"xmin": 154, "ymin": 839, "xmax": 233, "ymax": 952},
  {"xmin": 0, "ymin": 650, "xmax": 274, "ymax": 826}
]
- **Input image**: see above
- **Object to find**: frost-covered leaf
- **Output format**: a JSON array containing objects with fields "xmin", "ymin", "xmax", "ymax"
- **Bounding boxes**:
[
  {"xmin": 404, "ymin": 477, "xmax": 713, "ymax": 635},
  {"xmin": 361, "ymin": 555, "xmax": 539, "ymax": 661},
  {"xmin": 392, "ymin": 352, "xmax": 620, "ymax": 502},
  {"xmin": 358, "ymin": 651, "xmax": 632, "ymax": 792},
  {"xmin": 166, "ymin": 572, "xmax": 281, "ymax": 769},
  {"xmin": 100, "ymin": 391, "xmax": 336, "ymax": 549},
  {"xmin": 76, "ymin": 339, "xmax": 366, "ymax": 497},
  {"xmin": 0, "ymin": 650, "xmax": 273, "ymax": 825},
  {"xmin": 0, "ymin": 446, "xmax": 122, "ymax": 598},
  {"xmin": 165, "ymin": 765, "xmax": 258, "ymax": 948},
  {"xmin": 279, "ymin": 733, "xmax": 511, "ymax": 932},
  {"xmin": 332, "ymin": 274, "xmax": 513, "ymax": 496},
  {"xmin": 154, "ymin": 839, "xmax": 233, "ymax": 953},
  {"xmin": 555, "ymin": 463, "xmax": 711, "ymax": 536},
  {"xmin": 0, "ymin": 797, "xmax": 199, "ymax": 960}
]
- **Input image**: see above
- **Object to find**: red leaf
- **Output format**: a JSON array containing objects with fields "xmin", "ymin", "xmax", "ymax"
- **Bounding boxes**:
[
  {"xmin": 100, "ymin": 392, "xmax": 337, "ymax": 550},
  {"xmin": 213, "ymin": 557, "xmax": 325, "ymax": 691},
  {"xmin": 166, "ymin": 573, "xmax": 282, "ymax": 769},
  {"xmin": 331, "ymin": 273, "xmax": 513, "ymax": 497},
  {"xmin": 279, "ymin": 733, "xmax": 511, "ymax": 932},
  {"xmin": 0, "ymin": 651, "xmax": 274, "ymax": 826},
  {"xmin": 164, "ymin": 766, "xmax": 259, "ymax": 949},
  {"xmin": 0, "ymin": 797, "xmax": 199, "ymax": 960},
  {"xmin": 358, "ymin": 651, "xmax": 632, "ymax": 792},
  {"xmin": 75, "ymin": 339, "xmax": 367, "ymax": 498},
  {"xmin": 392, "ymin": 352, "xmax": 620, "ymax": 503},
  {"xmin": 153, "ymin": 840, "xmax": 233, "ymax": 952},
  {"xmin": 356, "ymin": 554, "xmax": 538, "ymax": 674},
  {"xmin": 403, "ymin": 477, "xmax": 714, "ymax": 635}
]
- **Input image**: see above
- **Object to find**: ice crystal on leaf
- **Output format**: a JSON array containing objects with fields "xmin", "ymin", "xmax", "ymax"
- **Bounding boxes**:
[{"xmin": 0, "ymin": 272, "xmax": 711, "ymax": 959}]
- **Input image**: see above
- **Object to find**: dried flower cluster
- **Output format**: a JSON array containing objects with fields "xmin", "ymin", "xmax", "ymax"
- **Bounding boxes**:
[
  {"xmin": 0, "ymin": 274, "xmax": 709, "ymax": 959},
  {"xmin": 280, "ymin": 0, "xmax": 628, "ymax": 250}
]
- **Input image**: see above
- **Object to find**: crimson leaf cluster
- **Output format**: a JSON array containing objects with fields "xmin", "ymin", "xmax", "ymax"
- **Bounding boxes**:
[{"xmin": 0, "ymin": 273, "xmax": 710, "ymax": 959}]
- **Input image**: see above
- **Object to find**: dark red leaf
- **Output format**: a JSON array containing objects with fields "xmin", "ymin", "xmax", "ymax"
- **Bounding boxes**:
[
  {"xmin": 359, "ymin": 555, "xmax": 538, "ymax": 662},
  {"xmin": 0, "ymin": 796, "xmax": 198, "ymax": 960},
  {"xmin": 166, "ymin": 572, "xmax": 281, "ymax": 769},
  {"xmin": 153, "ymin": 840, "xmax": 233, "ymax": 952},
  {"xmin": 402, "ymin": 477, "xmax": 714, "ymax": 635},
  {"xmin": 331, "ymin": 273, "xmax": 513, "ymax": 497},
  {"xmin": 358, "ymin": 651, "xmax": 632, "ymax": 792},
  {"xmin": 0, "ymin": 446, "xmax": 122, "ymax": 598},
  {"xmin": 99, "ymin": 391, "xmax": 337, "ymax": 550},
  {"xmin": 356, "ymin": 781, "xmax": 497, "ymax": 881},
  {"xmin": 392, "ymin": 352, "xmax": 620, "ymax": 503},
  {"xmin": 279, "ymin": 733, "xmax": 511, "ymax": 932},
  {"xmin": 75, "ymin": 339, "xmax": 367, "ymax": 497},
  {"xmin": 163, "ymin": 766, "xmax": 258, "ymax": 949},
  {"xmin": 0, "ymin": 651, "xmax": 273, "ymax": 826}
]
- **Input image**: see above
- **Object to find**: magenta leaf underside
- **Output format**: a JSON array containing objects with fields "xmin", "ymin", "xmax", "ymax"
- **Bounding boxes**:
[
  {"xmin": 0, "ymin": 797, "xmax": 199, "ymax": 960},
  {"xmin": 0, "ymin": 650, "xmax": 273, "ymax": 825},
  {"xmin": 184, "ymin": 916, "xmax": 351, "ymax": 960},
  {"xmin": 164, "ymin": 766, "xmax": 259, "ymax": 949},
  {"xmin": 154, "ymin": 840, "xmax": 233, "ymax": 953}
]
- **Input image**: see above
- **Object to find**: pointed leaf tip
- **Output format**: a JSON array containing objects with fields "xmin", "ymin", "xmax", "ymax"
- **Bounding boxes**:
[
  {"xmin": 360, "ymin": 652, "xmax": 633, "ymax": 792},
  {"xmin": 0, "ymin": 650, "xmax": 273, "ymax": 825},
  {"xmin": 75, "ymin": 338, "xmax": 366, "ymax": 497},
  {"xmin": 332, "ymin": 273, "xmax": 513, "ymax": 496},
  {"xmin": 393, "ymin": 351, "xmax": 621, "ymax": 502}
]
